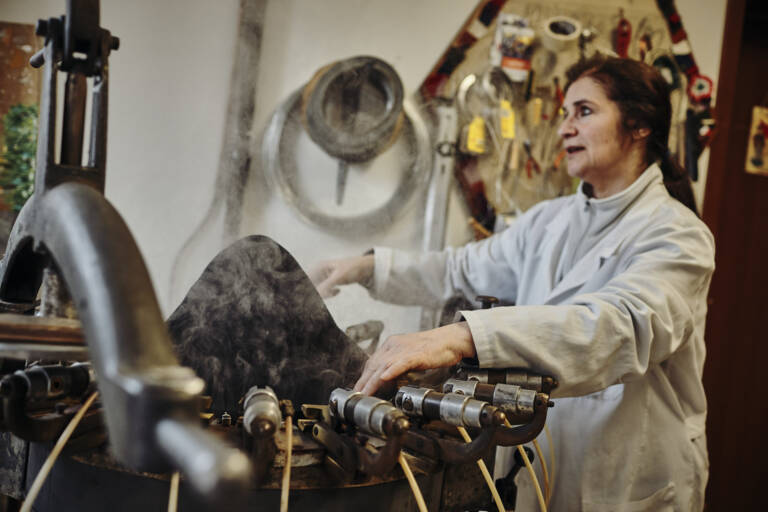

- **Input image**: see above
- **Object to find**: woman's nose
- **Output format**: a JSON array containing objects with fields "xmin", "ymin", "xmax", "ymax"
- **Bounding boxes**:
[{"xmin": 557, "ymin": 116, "xmax": 576, "ymax": 138}]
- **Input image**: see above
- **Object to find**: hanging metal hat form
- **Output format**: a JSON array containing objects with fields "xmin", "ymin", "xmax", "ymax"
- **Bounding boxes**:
[
  {"xmin": 263, "ymin": 56, "xmax": 431, "ymax": 235},
  {"xmin": 302, "ymin": 56, "xmax": 405, "ymax": 163}
]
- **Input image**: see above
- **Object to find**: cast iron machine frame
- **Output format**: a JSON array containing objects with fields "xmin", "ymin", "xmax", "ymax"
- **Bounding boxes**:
[{"xmin": 0, "ymin": 0, "xmax": 252, "ymax": 505}]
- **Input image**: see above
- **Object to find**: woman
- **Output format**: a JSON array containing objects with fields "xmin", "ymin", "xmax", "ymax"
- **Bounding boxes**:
[{"xmin": 310, "ymin": 54, "xmax": 714, "ymax": 511}]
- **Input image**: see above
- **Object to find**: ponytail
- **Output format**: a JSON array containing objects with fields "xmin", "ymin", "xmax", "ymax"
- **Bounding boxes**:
[
  {"xmin": 649, "ymin": 137, "xmax": 699, "ymax": 216},
  {"xmin": 659, "ymin": 152, "xmax": 698, "ymax": 216}
]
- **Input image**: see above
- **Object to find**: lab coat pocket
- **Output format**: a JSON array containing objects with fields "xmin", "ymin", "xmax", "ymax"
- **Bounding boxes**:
[{"xmin": 582, "ymin": 481, "xmax": 676, "ymax": 512}]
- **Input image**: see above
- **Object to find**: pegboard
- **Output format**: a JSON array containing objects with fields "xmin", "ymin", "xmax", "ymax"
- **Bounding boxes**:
[{"xmin": 437, "ymin": 0, "xmax": 686, "ymax": 214}]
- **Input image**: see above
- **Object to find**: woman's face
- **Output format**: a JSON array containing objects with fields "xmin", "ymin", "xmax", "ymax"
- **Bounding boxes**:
[{"xmin": 558, "ymin": 76, "xmax": 634, "ymax": 192}]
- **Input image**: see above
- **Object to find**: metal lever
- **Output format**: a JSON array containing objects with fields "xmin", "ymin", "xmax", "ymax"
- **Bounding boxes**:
[
  {"xmin": 156, "ymin": 418, "xmax": 252, "ymax": 507},
  {"xmin": 394, "ymin": 385, "xmax": 506, "ymax": 464}
]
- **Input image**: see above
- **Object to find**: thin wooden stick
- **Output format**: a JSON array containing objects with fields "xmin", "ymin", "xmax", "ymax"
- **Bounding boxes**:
[
  {"xmin": 456, "ymin": 426, "xmax": 506, "ymax": 512},
  {"xmin": 21, "ymin": 391, "xmax": 99, "ymax": 512},
  {"xmin": 504, "ymin": 419, "xmax": 546, "ymax": 512},
  {"xmin": 398, "ymin": 453, "xmax": 428, "ymax": 512},
  {"xmin": 516, "ymin": 445, "xmax": 547, "ymax": 512},
  {"xmin": 168, "ymin": 472, "xmax": 180, "ymax": 512},
  {"xmin": 545, "ymin": 425, "xmax": 555, "ymax": 505},
  {"xmin": 533, "ymin": 439, "xmax": 550, "ymax": 501},
  {"xmin": 280, "ymin": 415, "xmax": 293, "ymax": 512}
]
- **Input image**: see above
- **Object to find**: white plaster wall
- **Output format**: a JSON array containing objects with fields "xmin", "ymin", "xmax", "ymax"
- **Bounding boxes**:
[
  {"xmin": 1, "ymin": 1, "xmax": 727, "ymax": 331},
  {"xmin": 0, "ymin": 0, "xmax": 239, "ymax": 314},
  {"xmin": 239, "ymin": 0, "xmax": 476, "ymax": 339}
]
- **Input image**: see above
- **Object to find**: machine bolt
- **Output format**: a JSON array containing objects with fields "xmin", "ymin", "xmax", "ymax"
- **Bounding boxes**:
[
  {"xmin": 392, "ymin": 417, "xmax": 411, "ymax": 436},
  {"xmin": 50, "ymin": 376, "xmax": 63, "ymax": 392},
  {"xmin": 254, "ymin": 419, "xmax": 274, "ymax": 437},
  {"xmin": 402, "ymin": 396, "xmax": 414, "ymax": 412},
  {"xmin": 0, "ymin": 380, "xmax": 12, "ymax": 397},
  {"xmin": 35, "ymin": 19, "xmax": 49, "ymax": 36}
]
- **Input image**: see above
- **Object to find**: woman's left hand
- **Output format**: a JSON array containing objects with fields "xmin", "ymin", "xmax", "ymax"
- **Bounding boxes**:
[{"xmin": 354, "ymin": 322, "xmax": 477, "ymax": 395}]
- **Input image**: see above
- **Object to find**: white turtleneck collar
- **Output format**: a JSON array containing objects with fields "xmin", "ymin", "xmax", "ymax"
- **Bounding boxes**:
[
  {"xmin": 552, "ymin": 163, "xmax": 665, "ymax": 283},
  {"xmin": 577, "ymin": 163, "xmax": 664, "ymax": 212}
]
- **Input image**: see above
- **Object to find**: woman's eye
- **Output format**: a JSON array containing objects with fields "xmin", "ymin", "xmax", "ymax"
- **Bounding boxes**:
[{"xmin": 579, "ymin": 106, "xmax": 593, "ymax": 116}]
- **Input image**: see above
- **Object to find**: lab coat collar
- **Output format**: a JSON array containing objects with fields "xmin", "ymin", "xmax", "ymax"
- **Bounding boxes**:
[
  {"xmin": 543, "ymin": 164, "xmax": 666, "ymax": 304},
  {"xmin": 576, "ymin": 163, "xmax": 664, "ymax": 211},
  {"xmin": 545, "ymin": 163, "xmax": 663, "ymax": 239}
]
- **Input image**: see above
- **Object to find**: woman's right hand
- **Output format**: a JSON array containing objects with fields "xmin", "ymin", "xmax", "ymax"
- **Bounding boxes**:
[{"xmin": 307, "ymin": 254, "xmax": 375, "ymax": 298}]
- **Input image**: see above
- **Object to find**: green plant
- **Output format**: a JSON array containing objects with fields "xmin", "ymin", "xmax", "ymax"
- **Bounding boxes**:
[{"xmin": 0, "ymin": 104, "xmax": 38, "ymax": 211}]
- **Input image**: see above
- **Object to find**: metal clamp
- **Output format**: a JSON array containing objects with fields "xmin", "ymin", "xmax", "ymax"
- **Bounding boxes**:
[{"xmin": 304, "ymin": 389, "xmax": 412, "ymax": 480}]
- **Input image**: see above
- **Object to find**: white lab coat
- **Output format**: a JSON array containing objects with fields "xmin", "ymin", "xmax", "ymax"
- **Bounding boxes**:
[{"xmin": 371, "ymin": 164, "xmax": 714, "ymax": 511}]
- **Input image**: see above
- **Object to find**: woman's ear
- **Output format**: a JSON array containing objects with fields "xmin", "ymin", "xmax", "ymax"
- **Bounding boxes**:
[{"xmin": 633, "ymin": 127, "xmax": 651, "ymax": 140}]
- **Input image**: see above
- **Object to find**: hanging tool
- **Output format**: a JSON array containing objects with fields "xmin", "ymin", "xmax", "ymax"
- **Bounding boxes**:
[
  {"xmin": 421, "ymin": 102, "xmax": 459, "ymax": 329},
  {"xmin": 552, "ymin": 77, "xmax": 564, "ymax": 119},
  {"xmin": 419, "ymin": 0, "xmax": 507, "ymax": 100},
  {"xmin": 333, "ymin": 62, "xmax": 368, "ymax": 206},
  {"xmin": 638, "ymin": 34, "xmax": 653, "ymax": 62},
  {"xmin": 613, "ymin": 9, "xmax": 632, "ymax": 58},
  {"xmin": 336, "ymin": 160, "xmax": 348, "ymax": 205},
  {"xmin": 578, "ymin": 27, "xmax": 598, "ymax": 61},
  {"xmin": 523, "ymin": 140, "xmax": 542, "ymax": 179},
  {"xmin": 655, "ymin": 0, "xmax": 716, "ymax": 181}
]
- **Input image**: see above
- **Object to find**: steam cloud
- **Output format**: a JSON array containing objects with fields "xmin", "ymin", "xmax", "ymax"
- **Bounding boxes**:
[{"xmin": 167, "ymin": 235, "xmax": 368, "ymax": 415}]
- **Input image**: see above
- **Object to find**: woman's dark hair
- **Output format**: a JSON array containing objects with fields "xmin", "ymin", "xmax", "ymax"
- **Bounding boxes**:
[{"xmin": 564, "ymin": 53, "xmax": 698, "ymax": 215}]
